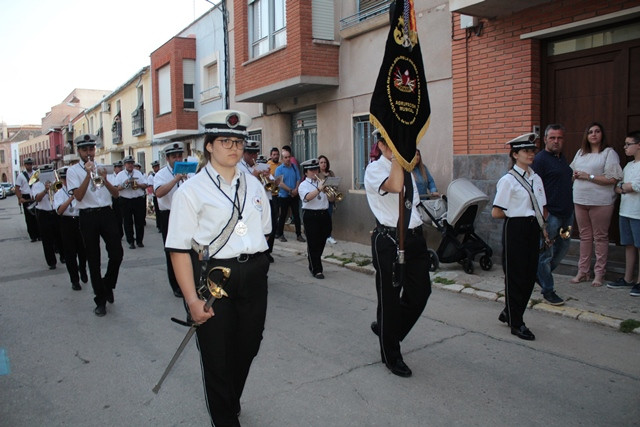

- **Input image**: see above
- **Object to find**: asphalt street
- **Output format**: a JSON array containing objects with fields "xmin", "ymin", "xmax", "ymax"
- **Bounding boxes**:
[{"xmin": 0, "ymin": 196, "xmax": 639, "ymax": 426}]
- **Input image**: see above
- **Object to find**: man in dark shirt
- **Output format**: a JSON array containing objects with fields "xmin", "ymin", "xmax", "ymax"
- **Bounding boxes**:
[{"xmin": 532, "ymin": 124, "xmax": 574, "ymax": 306}]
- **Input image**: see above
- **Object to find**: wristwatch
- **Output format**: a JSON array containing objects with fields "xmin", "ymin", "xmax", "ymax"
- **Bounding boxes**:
[{"xmin": 588, "ymin": 174, "xmax": 595, "ymax": 181}]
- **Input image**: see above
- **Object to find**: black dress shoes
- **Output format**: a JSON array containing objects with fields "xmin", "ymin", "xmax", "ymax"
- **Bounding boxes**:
[
  {"xmin": 137, "ymin": 242, "xmax": 144, "ymax": 248},
  {"xmin": 129, "ymin": 242, "xmax": 136, "ymax": 249},
  {"xmin": 94, "ymin": 305, "xmax": 106, "ymax": 317},
  {"xmin": 266, "ymin": 253, "xmax": 274, "ymax": 263},
  {"xmin": 173, "ymin": 289, "xmax": 184, "ymax": 298},
  {"xmin": 370, "ymin": 321, "xmax": 380, "ymax": 337},
  {"xmin": 386, "ymin": 359, "xmax": 412, "ymax": 377},
  {"xmin": 314, "ymin": 272, "xmax": 325, "ymax": 279},
  {"xmin": 80, "ymin": 271, "xmax": 88, "ymax": 284},
  {"xmin": 498, "ymin": 310, "xmax": 510, "ymax": 325},
  {"xmin": 511, "ymin": 324, "xmax": 535, "ymax": 341},
  {"xmin": 72, "ymin": 283, "xmax": 82, "ymax": 291},
  {"xmin": 48, "ymin": 265, "xmax": 56, "ymax": 270}
]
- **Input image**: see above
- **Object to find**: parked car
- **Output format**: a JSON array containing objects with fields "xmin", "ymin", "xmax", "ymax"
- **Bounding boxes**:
[
  {"xmin": 0, "ymin": 186, "xmax": 5, "ymax": 199},
  {"xmin": 0, "ymin": 182, "xmax": 15, "ymax": 197}
]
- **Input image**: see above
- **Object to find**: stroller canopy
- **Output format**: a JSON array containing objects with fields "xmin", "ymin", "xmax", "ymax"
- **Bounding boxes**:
[{"xmin": 445, "ymin": 178, "xmax": 489, "ymax": 228}]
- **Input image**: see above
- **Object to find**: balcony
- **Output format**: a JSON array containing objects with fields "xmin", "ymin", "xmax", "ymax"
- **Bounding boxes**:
[
  {"xmin": 339, "ymin": 1, "xmax": 392, "ymax": 40},
  {"xmin": 449, "ymin": 0, "xmax": 552, "ymax": 19},
  {"xmin": 112, "ymin": 121, "xmax": 122, "ymax": 145},
  {"xmin": 132, "ymin": 109, "xmax": 145, "ymax": 137}
]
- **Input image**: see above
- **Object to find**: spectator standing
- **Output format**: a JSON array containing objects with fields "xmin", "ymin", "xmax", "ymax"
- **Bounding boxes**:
[
  {"xmin": 412, "ymin": 149, "xmax": 439, "ymax": 200},
  {"xmin": 607, "ymin": 130, "xmax": 640, "ymax": 297},
  {"xmin": 275, "ymin": 148, "xmax": 305, "ymax": 242},
  {"xmin": 532, "ymin": 124, "xmax": 573, "ymax": 306},
  {"xmin": 318, "ymin": 155, "xmax": 338, "ymax": 244},
  {"xmin": 570, "ymin": 122, "xmax": 623, "ymax": 287}
]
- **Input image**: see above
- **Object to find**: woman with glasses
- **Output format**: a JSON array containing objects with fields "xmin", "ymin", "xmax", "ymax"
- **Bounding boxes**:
[
  {"xmin": 570, "ymin": 122, "xmax": 622, "ymax": 287},
  {"xmin": 165, "ymin": 110, "xmax": 272, "ymax": 426}
]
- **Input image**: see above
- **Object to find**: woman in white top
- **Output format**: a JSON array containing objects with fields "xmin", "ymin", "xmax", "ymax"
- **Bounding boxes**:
[
  {"xmin": 492, "ymin": 134, "xmax": 547, "ymax": 341},
  {"xmin": 570, "ymin": 122, "xmax": 623, "ymax": 287}
]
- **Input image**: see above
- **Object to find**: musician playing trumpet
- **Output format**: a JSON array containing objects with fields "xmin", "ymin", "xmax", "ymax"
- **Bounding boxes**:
[
  {"xmin": 32, "ymin": 165, "xmax": 64, "ymax": 270},
  {"xmin": 299, "ymin": 158, "xmax": 333, "ymax": 279},
  {"xmin": 116, "ymin": 156, "xmax": 148, "ymax": 249},
  {"xmin": 14, "ymin": 157, "xmax": 40, "ymax": 242},
  {"xmin": 153, "ymin": 142, "xmax": 189, "ymax": 297},
  {"xmin": 66, "ymin": 134, "xmax": 123, "ymax": 317}
]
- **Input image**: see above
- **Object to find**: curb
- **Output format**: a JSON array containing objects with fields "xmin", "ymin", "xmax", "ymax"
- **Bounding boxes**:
[{"xmin": 279, "ymin": 244, "xmax": 640, "ymax": 335}]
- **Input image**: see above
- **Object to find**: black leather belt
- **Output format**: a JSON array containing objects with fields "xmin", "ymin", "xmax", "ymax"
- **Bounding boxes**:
[
  {"xmin": 217, "ymin": 253, "xmax": 264, "ymax": 263},
  {"xmin": 80, "ymin": 206, "xmax": 110, "ymax": 213},
  {"xmin": 376, "ymin": 225, "xmax": 423, "ymax": 236}
]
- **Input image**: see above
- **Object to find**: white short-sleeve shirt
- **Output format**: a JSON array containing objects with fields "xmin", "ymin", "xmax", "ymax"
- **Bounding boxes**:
[
  {"xmin": 66, "ymin": 161, "xmax": 113, "ymax": 209},
  {"xmin": 53, "ymin": 185, "xmax": 79, "ymax": 217},
  {"xmin": 493, "ymin": 165, "xmax": 546, "ymax": 218},
  {"xmin": 116, "ymin": 169, "xmax": 147, "ymax": 199},
  {"xmin": 31, "ymin": 181, "xmax": 54, "ymax": 211},
  {"xmin": 364, "ymin": 155, "xmax": 423, "ymax": 228},
  {"xmin": 299, "ymin": 177, "xmax": 329, "ymax": 210},
  {"xmin": 165, "ymin": 163, "xmax": 271, "ymax": 258}
]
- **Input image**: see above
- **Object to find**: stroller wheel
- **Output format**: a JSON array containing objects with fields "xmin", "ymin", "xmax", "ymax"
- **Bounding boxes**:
[
  {"xmin": 427, "ymin": 249, "xmax": 439, "ymax": 272},
  {"xmin": 480, "ymin": 255, "xmax": 493, "ymax": 271},
  {"xmin": 462, "ymin": 259, "xmax": 474, "ymax": 274}
]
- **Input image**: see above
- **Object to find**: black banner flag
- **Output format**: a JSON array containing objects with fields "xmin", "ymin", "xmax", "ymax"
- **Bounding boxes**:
[{"xmin": 369, "ymin": 0, "xmax": 431, "ymax": 172}]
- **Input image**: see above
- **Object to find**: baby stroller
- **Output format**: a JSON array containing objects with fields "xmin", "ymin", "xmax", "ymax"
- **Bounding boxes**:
[{"xmin": 418, "ymin": 178, "xmax": 493, "ymax": 274}]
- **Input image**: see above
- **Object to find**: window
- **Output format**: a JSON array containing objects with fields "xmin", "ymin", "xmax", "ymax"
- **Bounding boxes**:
[
  {"xmin": 158, "ymin": 65, "xmax": 171, "ymax": 115},
  {"xmin": 248, "ymin": 130, "xmax": 263, "ymax": 153},
  {"xmin": 353, "ymin": 115, "xmax": 375, "ymax": 189},
  {"xmin": 0, "ymin": 150, "xmax": 5, "ymax": 164},
  {"xmin": 132, "ymin": 86, "xmax": 145, "ymax": 136},
  {"xmin": 248, "ymin": 0, "xmax": 286, "ymax": 58},
  {"xmin": 312, "ymin": 0, "xmax": 334, "ymax": 41},
  {"xmin": 137, "ymin": 152, "xmax": 146, "ymax": 173},
  {"xmin": 202, "ymin": 59, "xmax": 220, "ymax": 102},
  {"xmin": 183, "ymin": 59, "xmax": 195, "ymax": 109}
]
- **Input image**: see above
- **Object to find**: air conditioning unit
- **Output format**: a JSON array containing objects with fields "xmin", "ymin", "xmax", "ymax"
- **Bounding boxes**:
[
  {"xmin": 101, "ymin": 102, "xmax": 111, "ymax": 113},
  {"xmin": 67, "ymin": 123, "xmax": 73, "ymax": 133}
]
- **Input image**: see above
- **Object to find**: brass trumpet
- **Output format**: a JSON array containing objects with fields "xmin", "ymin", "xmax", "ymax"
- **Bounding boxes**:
[
  {"xmin": 316, "ymin": 174, "xmax": 344, "ymax": 202},
  {"xmin": 559, "ymin": 226, "xmax": 572, "ymax": 239},
  {"xmin": 259, "ymin": 175, "xmax": 280, "ymax": 196},
  {"xmin": 88, "ymin": 157, "xmax": 104, "ymax": 191}
]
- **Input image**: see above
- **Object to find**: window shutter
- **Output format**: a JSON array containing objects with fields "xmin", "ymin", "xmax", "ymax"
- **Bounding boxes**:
[
  {"xmin": 158, "ymin": 65, "xmax": 171, "ymax": 115},
  {"xmin": 312, "ymin": 0, "xmax": 334, "ymax": 41},
  {"xmin": 183, "ymin": 59, "xmax": 195, "ymax": 85}
]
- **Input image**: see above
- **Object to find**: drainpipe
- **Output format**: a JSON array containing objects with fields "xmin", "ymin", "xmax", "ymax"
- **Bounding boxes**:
[{"xmin": 206, "ymin": 0, "xmax": 229, "ymax": 109}]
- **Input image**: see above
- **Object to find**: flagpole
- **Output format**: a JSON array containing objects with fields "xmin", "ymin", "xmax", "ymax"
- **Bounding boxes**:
[{"xmin": 395, "ymin": 183, "xmax": 405, "ymax": 287}]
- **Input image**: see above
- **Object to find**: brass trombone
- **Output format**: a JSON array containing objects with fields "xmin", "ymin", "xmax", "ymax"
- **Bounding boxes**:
[{"xmin": 28, "ymin": 169, "xmax": 40, "ymax": 186}]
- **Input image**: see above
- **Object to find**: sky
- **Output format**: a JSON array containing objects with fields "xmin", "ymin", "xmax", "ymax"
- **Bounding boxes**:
[{"xmin": 0, "ymin": 0, "xmax": 216, "ymax": 125}]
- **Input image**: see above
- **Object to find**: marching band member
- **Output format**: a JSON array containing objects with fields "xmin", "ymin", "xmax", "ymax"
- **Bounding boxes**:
[
  {"xmin": 15, "ymin": 157, "xmax": 40, "ymax": 242},
  {"xmin": 299, "ymin": 158, "xmax": 332, "ymax": 278},
  {"xmin": 116, "ymin": 156, "xmax": 148, "ymax": 249},
  {"xmin": 108, "ymin": 161, "xmax": 124, "ymax": 238},
  {"xmin": 364, "ymin": 130, "xmax": 431, "ymax": 378},
  {"xmin": 492, "ymin": 134, "xmax": 546, "ymax": 341},
  {"xmin": 32, "ymin": 165, "xmax": 64, "ymax": 270},
  {"xmin": 148, "ymin": 160, "xmax": 161, "ymax": 233},
  {"xmin": 66, "ymin": 134, "xmax": 123, "ymax": 317},
  {"xmin": 153, "ymin": 142, "xmax": 188, "ymax": 298},
  {"xmin": 54, "ymin": 167, "xmax": 88, "ymax": 290},
  {"xmin": 166, "ymin": 110, "xmax": 271, "ymax": 426}
]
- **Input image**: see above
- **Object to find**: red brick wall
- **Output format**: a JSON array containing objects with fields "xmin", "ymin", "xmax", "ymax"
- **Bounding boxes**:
[
  {"xmin": 151, "ymin": 37, "xmax": 198, "ymax": 135},
  {"xmin": 452, "ymin": 0, "xmax": 640, "ymax": 155},
  {"xmin": 234, "ymin": 0, "xmax": 339, "ymax": 97}
]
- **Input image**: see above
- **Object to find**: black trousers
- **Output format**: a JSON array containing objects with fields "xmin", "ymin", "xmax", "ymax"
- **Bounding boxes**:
[
  {"xmin": 188, "ymin": 251, "xmax": 269, "ymax": 427},
  {"xmin": 22, "ymin": 195, "xmax": 39, "ymax": 240},
  {"xmin": 152, "ymin": 196, "xmax": 160, "ymax": 230},
  {"xmin": 156, "ymin": 209, "xmax": 180, "ymax": 294},
  {"xmin": 60, "ymin": 216, "xmax": 87, "ymax": 286},
  {"xmin": 501, "ymin": 216, "xmax": 539, "ymax": 328},
  {"xmin": 276, "ymin": 196, "xmax": 302, "ymax": 236},
  {"xmin": 112, "ymin": 197, "xmax": 123, "ymax": 238},
  {"xmin": 36, "ymin": 209, "xmax": 61, "ymax": 267},
  {"xmin": 121, "ymin": 196, "xmax": 146, "ymax": 244},
  {"xmin": 371, "ymin": 228, "xmax": 431, "ymax": 365},
  {"xmin": 266, "ymin": 198, "xmax": 278, "ymax": 253},
  {"xmin": 302, "ymin": 209, "xmax": 331, "ymax": 275},
  {"xmin": 79, "ymin": 207, "xmax": 123, "ymax": 306}
]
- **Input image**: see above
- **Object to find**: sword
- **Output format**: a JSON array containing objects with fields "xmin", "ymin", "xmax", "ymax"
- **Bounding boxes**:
[{"xmin": 152, "ymin": 266, "xmax": 230, "ymax": 394}]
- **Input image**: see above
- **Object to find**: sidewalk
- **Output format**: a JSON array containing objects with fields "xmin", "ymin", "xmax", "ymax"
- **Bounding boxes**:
[{"xmin": 274, "ymin": 230, "xmax": 640, "ymax": 333}]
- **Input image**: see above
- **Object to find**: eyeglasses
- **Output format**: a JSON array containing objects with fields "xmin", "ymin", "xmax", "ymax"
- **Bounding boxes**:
[
  {"xmin": 624, "ymin": 142, "xmax": 639, "ymax": 148},
  {"xmin": 218, "ymin": 138, "xmax": 245, "ymax": 149}
]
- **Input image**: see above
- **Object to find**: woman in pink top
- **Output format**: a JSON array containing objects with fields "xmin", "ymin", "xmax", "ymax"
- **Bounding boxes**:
[{"xmin": 570, "ymin": 122, "xmax": 623, "ymax": 286}]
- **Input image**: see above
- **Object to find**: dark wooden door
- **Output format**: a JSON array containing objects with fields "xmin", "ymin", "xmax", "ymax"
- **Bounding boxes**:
[{"xmin": 543, "ymin": 37, "xmax": 640, "ymax": 243}]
